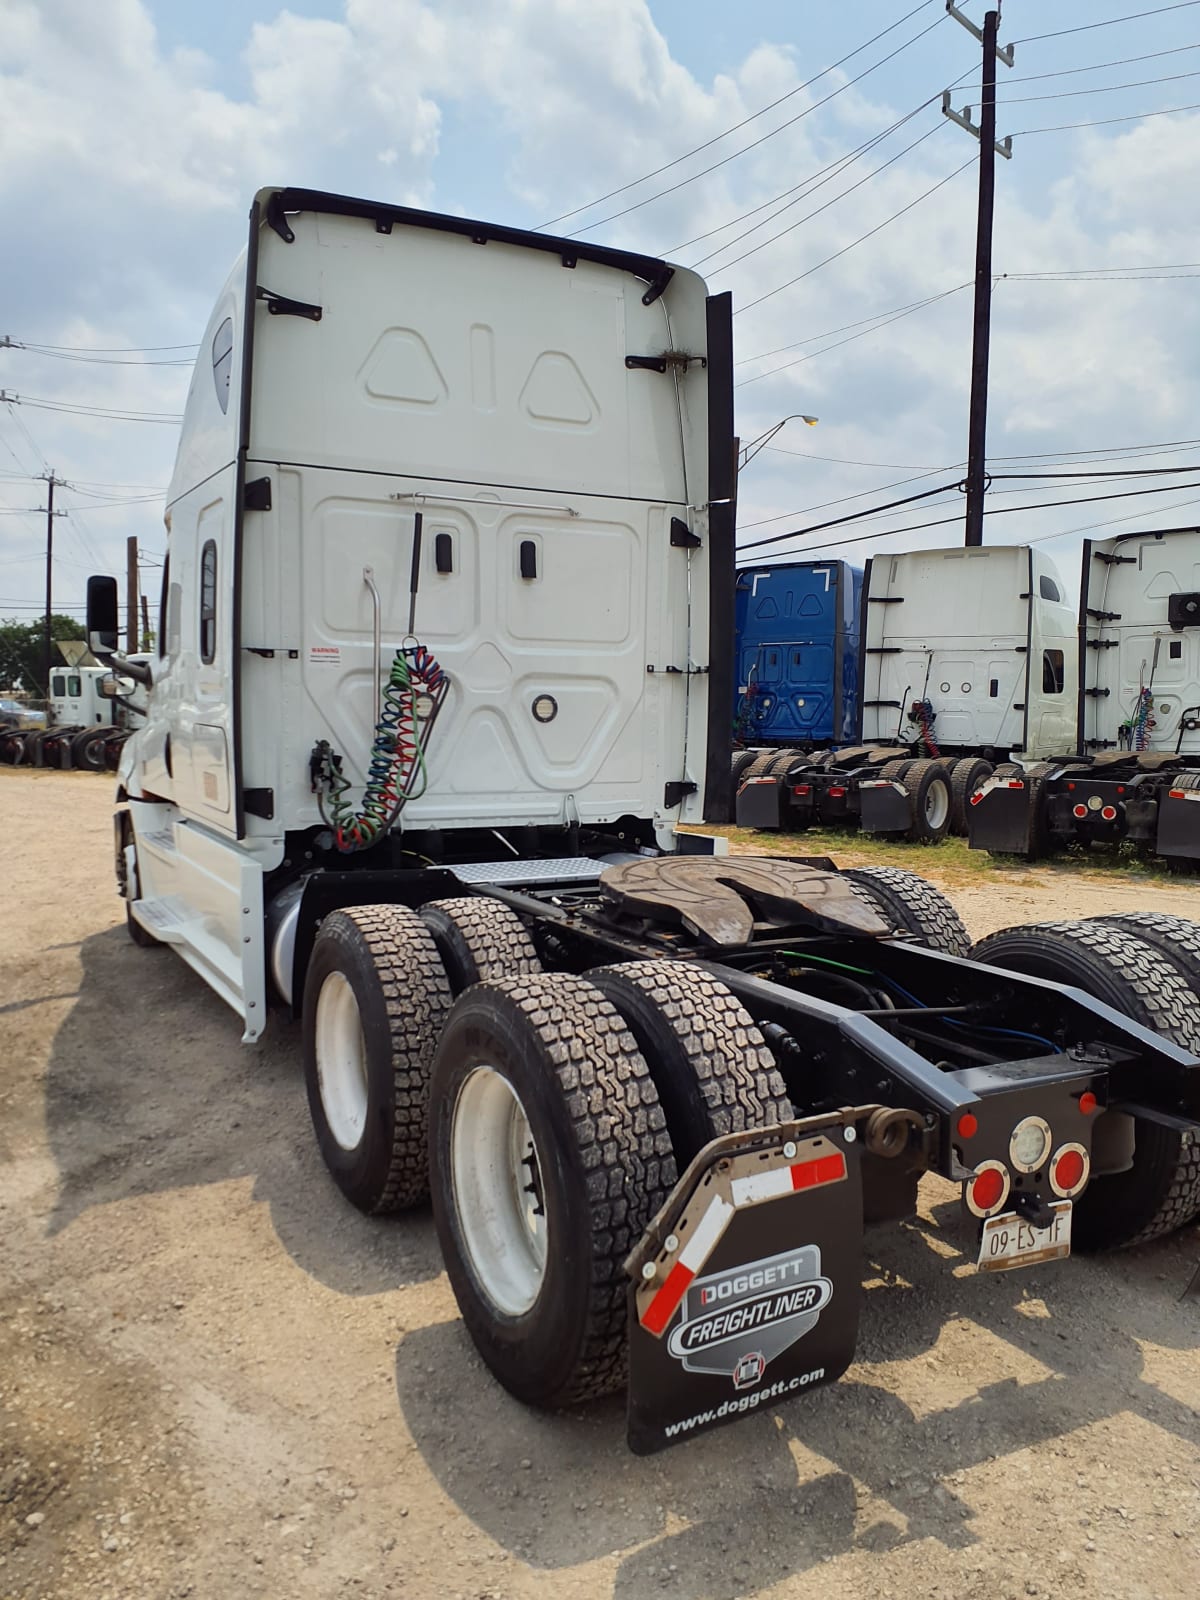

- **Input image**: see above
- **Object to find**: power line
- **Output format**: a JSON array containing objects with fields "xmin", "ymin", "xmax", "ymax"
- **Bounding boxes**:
[
  {"xmin": 1015, "ymin": 100, "xmax": 1200, "ymax": 135},
  {"xmin": 740, "ymin": 477, "xmax": 1200, "ymax": 558},
  {"xmin": 3, "ymin": 339, "xmax": 192, "ymax": 367},
  {"xmin": 996, "ymin": 67, "xmax": 1200, "ymax": 104},
  {"xmin": 12, "ymin": 339, "xmax": 198, "ymax": 354},
  {"xmin": 735, "ymin": 282, "xmax": 972, "ymax": 387},
  {"xmin": 539, "ymin": 0, "xmax": 941, "ymax": 229},
  {"xmin": 999, "ymin": 42, "xmax": 1200, "ymax": 86},
  {"xmin": 697, "ymin": 120, "xmax": 947, "ymax": 274},
  {"xmin": 667, "ymin": 101, "xmax": 932, "ymax": 258},
  {"xmin": 735, "ymin": 157, "xmax": 975, "ymax": 315},
  {"xmin": 736, "ymin": 286, "xmax": 971, "ymax": 367},
  {"xmin": 1014, "ymin": 2, "xmax": 1200, "ymax": 47},
  {"xmin": 2, "ymin": 392, "xmax": 183, "ymax": 424},
  {"xmin": 563, "ymin": 9, "xmax": 950, "ymax": 236}
]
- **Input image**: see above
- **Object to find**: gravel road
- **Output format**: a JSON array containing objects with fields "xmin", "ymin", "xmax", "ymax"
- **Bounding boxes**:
[{"xmin": 2, "ymin": 769, "xmax": 1198, "ymax": 1600}]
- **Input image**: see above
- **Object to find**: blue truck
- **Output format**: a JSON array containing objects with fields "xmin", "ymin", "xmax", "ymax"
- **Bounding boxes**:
[{"xmin": 733, "ymin": 560, "xmax": 862, "ymax": 748}]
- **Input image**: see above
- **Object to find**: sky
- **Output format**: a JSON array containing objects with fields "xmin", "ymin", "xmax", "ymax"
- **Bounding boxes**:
[{"xmin": 3, "ymin": 0, "xmax": 1200, "ymax": 630}]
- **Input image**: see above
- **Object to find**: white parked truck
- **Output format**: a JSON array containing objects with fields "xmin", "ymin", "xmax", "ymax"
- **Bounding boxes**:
[
  {"xmin": 0, "ymin": 658, "xmax": 146, "ymax": 770},
  {"xmin": 85, "ymin": 188, "xmax": 1200, "ymax": 1452},
  {"xmin": 736, "ymin": 543, "xmax": 1078, "ymax": 842},
  {"xmin": 968, "ymin": 525, "xmax": 1200, "ymax": 862}
]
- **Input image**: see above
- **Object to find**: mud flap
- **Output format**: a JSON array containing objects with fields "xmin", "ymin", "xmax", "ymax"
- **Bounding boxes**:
[
  {"xmin": 735, "ymin": 776, "xmax": 788, "ymax": 830},
  {"xmin": 625, "ymin": 1116, "xmax": 863, "ymax": 1454},
  {"xmin": 857, "ymin": 779, "xmax": 910, "ymax": 835},
  {"xmin": 1156, "ymin": 787, "xmax": 1200, "ymax": 861},
  {"xmin": 966, "ymin": 778, "xmax": 1035, "ymax": 853}
]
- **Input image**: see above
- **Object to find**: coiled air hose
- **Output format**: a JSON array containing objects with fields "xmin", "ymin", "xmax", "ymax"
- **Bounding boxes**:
[{"xmin": 313, "ymin": 643, "xmax": 447, "ymax": 853}]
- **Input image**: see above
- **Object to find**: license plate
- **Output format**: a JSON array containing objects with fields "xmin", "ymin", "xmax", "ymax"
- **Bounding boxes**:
[{"xmin": 978, "ymin": 1201, "xmax": 1072, "ymax": 1272}]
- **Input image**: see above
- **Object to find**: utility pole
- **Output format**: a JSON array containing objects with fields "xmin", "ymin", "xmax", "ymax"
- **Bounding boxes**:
[
  {"xmin": 41, "ymin": 472, "xmax": 66, "ymax": 695},
  {"xmin": 141, "ymin": 592, "xmax": 151, "ymax": 650},
  {"xmin": 126, "ymin": 535, "xmax": 139, "ymax": 653},
  {"xmin": 942, "ymin": 2, "xmax": 1014, "ymax": 546}
]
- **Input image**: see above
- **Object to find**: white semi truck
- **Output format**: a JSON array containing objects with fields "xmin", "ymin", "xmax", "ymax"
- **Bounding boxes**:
[
  {"xmin": 0, "ymin": 657, "xmax": 146, "ymax": 770},
  {"xmin": 84, "ymin": 187, "xmax": 1200, "ymax": 1452},
  {"xmin": 968, "ymin": 525, "xmax": 1200, "ymax": 863},
  {"xmin": 736, "ymin": 543, "xmax": 1078, "ymax": 842}
]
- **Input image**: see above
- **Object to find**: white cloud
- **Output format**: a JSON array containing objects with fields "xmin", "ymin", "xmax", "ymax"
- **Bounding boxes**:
[{"xmin": 1, "ymin": 0, "xmax": 1198, "ymax": 615}]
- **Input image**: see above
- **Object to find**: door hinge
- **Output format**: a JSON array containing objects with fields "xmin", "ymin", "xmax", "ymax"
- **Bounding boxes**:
[
  {"xmin": 664, "ymin": 781, "xmax": 698, "ymax": 809},
  {"xmin": 670, "ymin": 517, "xmax": 701, "ymax": 549},
  {"xmin": 646, "ymin": 664, "xmax": 709, "ymax": 675},
  {"xmin": 1085, "ymin": 687, "xmax": 1111, "ymax": 697},
  {"xmin": 244, "ymin": 476, "xmax": 272, "ymax": 511},
  {"xmin": 1087, "ymin": 639, "xmax": 1119, "ymax": 650},
  {"xmin": 243, "ymin": 787, "xmax": 275, "ymax": 819},
  {"xmin": 866, "ymin": 646, "xmax": 903, "ymax": 655},
  {"xmin": 867, "ymin": 596, "xmax": 904, "ymax": 604},
  {"xmin": 625, "ymin": 351, "xmax": 706, "ymax": 373},
  {"xmin": 1094, "ymin": 552, "xmax": 1136, "ymax": 565},
  {"xmin": 256, "ymin": 285, "xmax": 322, "ymax": 321},
  {"xmin": 1086, "ymin": 608, "xmax": 1121, "ymax": 621}
]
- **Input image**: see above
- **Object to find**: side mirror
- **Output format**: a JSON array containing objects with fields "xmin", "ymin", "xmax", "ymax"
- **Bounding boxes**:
[
  {"xmin": 87, "ymin": 575, "xmax": 120, "ymax": 656},
  {"xmin": 98, "ymin": 676, "xmax": 120, "ymax": 698}
]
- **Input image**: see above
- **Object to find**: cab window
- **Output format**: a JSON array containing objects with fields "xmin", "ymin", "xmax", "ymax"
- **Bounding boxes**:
[
  {"xmin": 1042, "ymin": 649, "xmax": 1065, "ymax": 694},
  {"xmin": 67, "ymin": 674, "xmax": 82, "ymax": 697}
]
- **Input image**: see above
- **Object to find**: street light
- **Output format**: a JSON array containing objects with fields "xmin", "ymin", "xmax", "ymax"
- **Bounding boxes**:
[{"xmin": 738, "ymin": 414, "xmax": 819, "ymax": 470}]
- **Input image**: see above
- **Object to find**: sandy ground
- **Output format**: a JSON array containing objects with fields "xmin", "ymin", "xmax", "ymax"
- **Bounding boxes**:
[{"xmin": 1, "ymin": 767, "xmax": 1198, "ymax": 1600}]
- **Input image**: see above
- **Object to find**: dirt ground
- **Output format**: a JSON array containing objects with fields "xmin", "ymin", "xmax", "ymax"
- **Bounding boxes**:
[{"xmin": 2, "ymin": 767, "xmax": 1198, "ymax": 1600}]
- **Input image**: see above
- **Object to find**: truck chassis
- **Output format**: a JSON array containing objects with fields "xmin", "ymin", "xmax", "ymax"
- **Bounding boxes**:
[{"xmin": 120, "ymin": 827, "xmax": 1200, "ymax": 1452}]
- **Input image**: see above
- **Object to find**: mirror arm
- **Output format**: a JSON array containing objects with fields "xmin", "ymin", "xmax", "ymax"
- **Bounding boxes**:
[{"xmin": 108, "ymin": 652, "xmax": 152, "ymax": 686}]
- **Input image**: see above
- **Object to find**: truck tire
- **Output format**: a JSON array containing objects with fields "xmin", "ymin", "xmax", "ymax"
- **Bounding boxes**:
[
  {"xmin": 116, "ymin": 815, "xmax": 161, "ymax": 949},
  {"xmin": 303, "ymin": 905, "xmax": 452, "ymax": 1215},
  {"xmin": 420, "ymin": 896, "xmax": 541, "ymax": 995},
  {"xmin": 766, "ymin": 748, "xmax": 804, "ymax": 775},
  {"xmin": 949, "ymin": 757, "xmax": 993, "ymax": 834},
  {"xmin": 0, "ymin": 729, "xmax": 26, "ymax": 765},
  {"xmin": 901, "ymin": 758, "xmax": 953, "ymax": 844},
  {"xmin": 428, "ymin": 973, "xmax": 675, "ymax": 1408},
  {"xmin": 71, "ymin": 726, "xmax": 110, "ymax": 772},
  {"xmin": 743, "ymin": 750, "xmax": 781, "ymax": 780},
  {"xmin": 842, "ymin": 865, "xmax": 970, "ymax": 957},
  {"xmin": 1098, "ymin": 912, "xmax": 1200, "ymax": 995},
  {"xmin": 990, "ymin": 762, "xmax": 1023, "ymax": 780},
  {"xmin": 586, "ymin": 960, "xmax": 792, "ymax": 1165},
  {"xmin": 968, "ymin": 920, "xmax": 1200, "ymax": 1247},
  {"xmin": 878, "ymin": 758, "xmax": 915, "ymax": 781},
  {"xmin": 730, "ymin": 749, "xmax": 757, "ymax": 786}
]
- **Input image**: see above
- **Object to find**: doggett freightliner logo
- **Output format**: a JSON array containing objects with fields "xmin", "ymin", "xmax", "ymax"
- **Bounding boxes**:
[{"xmin": 665, "ymin": 1244, "xmax": 832, "ymax": 1381}]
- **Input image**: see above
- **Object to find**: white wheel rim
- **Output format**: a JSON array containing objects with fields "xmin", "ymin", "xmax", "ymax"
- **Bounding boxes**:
[
  {"xmin": 314, "ymin": 971, "xmax": 369, "ymax": 1150},
  {"xmin": 451, "ymin": 1066, "xmax": 549, "ymax": 1317},
  {"xmin": 925, "ymin": 778, "xmax": 950, "ymax": 830}
]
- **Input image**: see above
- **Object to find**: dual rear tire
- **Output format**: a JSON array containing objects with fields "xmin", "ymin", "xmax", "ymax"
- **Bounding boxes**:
[{"xmin": 302, "ymin": 899, "xmax": 792, "ymax": 1409}]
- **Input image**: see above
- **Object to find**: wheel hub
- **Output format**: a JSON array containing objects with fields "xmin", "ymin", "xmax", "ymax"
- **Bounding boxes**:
[{"xmin": 451, "ymin": 1066, "xmax": 549, "ymax": 1317}]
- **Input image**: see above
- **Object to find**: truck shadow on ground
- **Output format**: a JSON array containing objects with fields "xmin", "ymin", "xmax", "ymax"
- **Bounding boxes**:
[
  {"xmin": 393, "ymin": 1207, "xmax": 1200, "ymax": 1598},
  {"xmin": 40, "ymin": 925, "xmax": 442, "ymax": 1295}
]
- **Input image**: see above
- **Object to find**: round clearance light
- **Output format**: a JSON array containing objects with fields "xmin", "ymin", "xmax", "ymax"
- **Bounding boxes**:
[
  {"xmin": 531, "ymin": 694, "xmax": 558, "ymax": 724},
  {"xmin": 1010, "ymin": 1115, "xmax": 1052, "ymax": 1173},
  {"xmin": 957, "ymin": 1113, "xmax": 978, "ymax": 1140},
  {"xmin": 1087, "ymin": 794, "xmax": 1103, "ymax": 812},
  {"xmin": 965, "ymin": 1160, "xmax": 1010, "ymax": 1218},
  {"xmin": 1100, "ymin": 805, "xmax": 1118, "ymax": 821},
  {"xmin": 1049, "ymin": 1142, "xmax": 1090, "ymax": 1198},
  {"xmin": 1078, "ymin": 1091, "xmax": 1098, "ymax": 1116}
]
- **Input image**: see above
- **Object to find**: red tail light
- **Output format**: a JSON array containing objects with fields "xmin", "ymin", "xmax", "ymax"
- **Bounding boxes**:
[
  {"xmin": 793, "ymin": 784, "xmax": 811, "ymax": 795},
  {"xmin": 1100, "ymin": 805, "xmax": 1117, "ymax": 821},
  {"xmin": 964, "ymin": 1160, "xmax": 1010, "ymax": 1218},
  {"xmin": 1049, "ymin": 1143, "xmax": 1090, "ymax": 1199},
  {"xmin": 1073, "ymin": 804, "xmax": 1088, "ymax": 818},
  {"xmin": 828, "ymin": 785, "xmax": 846, "ymax": 798}
]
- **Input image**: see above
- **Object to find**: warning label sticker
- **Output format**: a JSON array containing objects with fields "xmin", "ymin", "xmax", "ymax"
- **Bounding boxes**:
[{"xmin": 308, "ymin": 646, "xmax": 340, "ymax": 666}]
